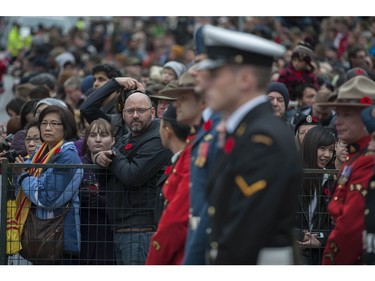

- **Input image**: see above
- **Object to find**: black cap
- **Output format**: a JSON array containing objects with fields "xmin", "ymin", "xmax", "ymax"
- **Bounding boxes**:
[
  {"xmin": 162, "ymin": 104, "xmax": 178, "ymax": 124},
  {"xmin": 294, "ymin": 114, "xmax": 319, "ymax": 134}
]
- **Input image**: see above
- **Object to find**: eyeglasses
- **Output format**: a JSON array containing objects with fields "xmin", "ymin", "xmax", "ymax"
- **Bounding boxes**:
[
  {"xmin": 40, "ymin": 121, "xmax": 63, "ymax": 129},
  {"xmin": 123, "ymin": 107, "xmax": 152, "ymax": 115},
  {"xmin": 25, "ymin": 137, "xmax": 41, "ymax": 143}
]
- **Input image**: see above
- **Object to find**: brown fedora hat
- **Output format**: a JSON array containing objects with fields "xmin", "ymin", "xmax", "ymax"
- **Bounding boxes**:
[
  {"xmin": 159, "ymin": 72, "xmax": 196, "ymax": 99},
  {"xmin": 149, "ymin": 80, "xmax": 179, "ymax": 101},
  {"xmin": 317, "ymin": 75, "xmax": 375, "ymax": 108}
]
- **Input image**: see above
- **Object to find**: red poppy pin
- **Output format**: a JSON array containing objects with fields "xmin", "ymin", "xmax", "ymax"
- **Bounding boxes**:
[
  {"xmin": 223, "ymin": 137, "xmax": 235, "ymax": 154},
  {"xmin": 203, "ymin": 119, "xmax": 212, "ymax": 131},
  {"xmin": 124, "ymin": 143, "xmax": 133, "ymax": 150},
  {"xmin": 360, "ymin": 96, "xmax": 372, "ymax": 105},
  {"xmin": 54, "ymin": 147, "xmax": 61, "ymax": 155},
  {"xmin": 355, "ymin": 68, "xmax": 364, "ymax": 75},
  {"xmin": 311, "ymin": 115, "xmax": 317, "ymax": 123},
  {"xmin": 164, "ymin": 165, "xmax": 172, "ymax": 175},
  {"xmin": 323, "ymin": 188, "xmax": 330, "ymax": 196}
]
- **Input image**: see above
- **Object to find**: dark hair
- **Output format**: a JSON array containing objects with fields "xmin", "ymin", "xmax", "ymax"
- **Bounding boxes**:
[
  {"xmin": 162, "ymin": 119, "xmax": 190, "ymax": 142},
  {"xmin": 29, "ymin": 73, "xmax": 56, "ymax": 91},
  {"xmin": 6, "ymin": 116, "xmax": 21, "ymax": 134},
  {"xmin": 301, "ymin": 126, "xmax": 336, "ymax": 169},
  {"xmin": 6, "ymin": 97, "xmax": 26, "ymax": 116},
  {"xmin": 295, "ymin": 83, "xmax": 316, "ymax": 100},
  {"xmin": 348, "ymin": 45, "xmax": 365, "ymax": 60},
  {"xmin": 24, "ymin": 117, "xmax": 40, "ymax": 132},
  {"xmin": 92, "ymin": 64, "xmax": 122, "ymax": 79},
  {"xmin": 24, "ymin": 118, "xmax": 41, "ymax": 142},
  {"xmin": 38, "ymin": 105, "xmax": 78, "ymax": 141},
  {"xmin": 300, "ymin": 126, "xmax": 336, "ymax": 203},
  {"xmin": 29, "ymin": 86, "xmax": 50, "ymax": 100},
  {"xmin": 20, "ymin": 99, "xmax": 40, "ymax": 128}
]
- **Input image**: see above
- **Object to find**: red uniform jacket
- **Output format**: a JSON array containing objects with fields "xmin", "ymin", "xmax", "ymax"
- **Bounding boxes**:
[
  {"xmin": 322, "ymin": 136, "xmax": 374, "ymax": 265},
  {"xmin": 146, "ymin": 138, "xmax": 193, "ymax": 265}
]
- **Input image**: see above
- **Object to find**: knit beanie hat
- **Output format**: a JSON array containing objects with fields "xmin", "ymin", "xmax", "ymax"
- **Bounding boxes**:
[
  {"xmin": 266, "ymin": 81, "xmax": 289, "ymax": 109},
  {"xmin": 55, "ymin": 52, "xmax": 75, "ymax": 71},
  {"xmin": 34, "ymin": 98, "xmax": 67, "ymax": 114},
  {"xmin": 346, "ymin": 67, "xmax": 369, "ymax": 81},
  {"xmin": 292, "ymin": 41, "xmax": 314, "ymax": 70},
  {"xmin": 163, "ymin": 61, "xmax": 187, "ymax": 79}
]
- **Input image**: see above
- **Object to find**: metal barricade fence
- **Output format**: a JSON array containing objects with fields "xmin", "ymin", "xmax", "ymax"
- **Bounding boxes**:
[{"xmin": 0, "ymin": 162, "xmax": 339, "ymax": 265}]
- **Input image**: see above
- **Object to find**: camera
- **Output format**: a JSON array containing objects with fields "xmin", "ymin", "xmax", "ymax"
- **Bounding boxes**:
[
  {"xmin": 0, "ymin": 133, "xmax": 13, "ymax": 152},
  {"xmin": 4, "ymin": 149, "xmax": 18, "ymax": 163}
]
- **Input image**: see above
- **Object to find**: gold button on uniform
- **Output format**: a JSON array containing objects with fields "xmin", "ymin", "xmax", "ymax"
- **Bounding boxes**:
[
  {"xmin": 334, "ymin": 196, "xmax": 338, "ymax": 201},
  {"xmin": 210, "ymin": 241, "xmax": 219, "ymax": 249},
  {"xmin": 208, "ymin": 206, "xmax": 215, "ymax": 216}
]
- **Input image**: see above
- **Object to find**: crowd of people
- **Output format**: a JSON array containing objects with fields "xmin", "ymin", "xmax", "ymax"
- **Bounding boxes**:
[{"xmin": 1, "ymin": 16, "xmax": 375, "ymax": 265}]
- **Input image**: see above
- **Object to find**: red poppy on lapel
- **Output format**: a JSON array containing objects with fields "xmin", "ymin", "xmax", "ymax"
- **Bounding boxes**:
[
  {"xmin": 124, "ymin": 143, "xmax": 133, "ymax": 150},
  {"xmin": 223, "ymin": 137, "xmax": 235, "ymax": 154},
  {"xmin": 203, "ymin": 119, "xmax": 212, "ymax": 131},
  {"xmin": 164, "ymin": 165, "xmax": 172, "ymax": 175},
  {"xmin": 323, "ymin": 187, "xmax": 330, "ymax": 196}
]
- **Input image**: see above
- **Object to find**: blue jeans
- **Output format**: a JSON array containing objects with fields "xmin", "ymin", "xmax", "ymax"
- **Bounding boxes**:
[{"xmin": 114, "ymin": 232, "xmax": 154, "ymax": 265}]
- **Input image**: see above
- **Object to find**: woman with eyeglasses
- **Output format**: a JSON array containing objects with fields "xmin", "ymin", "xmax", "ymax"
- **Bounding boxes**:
[
  {"xmin": 15, "ymin": 105, "xmax": 83, "ymax": 264},
  {"xmin": 23, "ymin": 118, "xmax": 42, "ymax": 158}
]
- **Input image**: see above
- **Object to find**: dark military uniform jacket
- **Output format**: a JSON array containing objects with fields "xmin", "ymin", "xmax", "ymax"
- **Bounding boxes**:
[
  {"xmin": 322, "ymin": 136, "xmax": 374, "ymax": 265},
  {"xmin": 183, "ymin": 110, "xmax": 221, "ymax": 265},
  {"xmin": 206, "ymin": 97, "xmax": 302, "ymax": 264}
]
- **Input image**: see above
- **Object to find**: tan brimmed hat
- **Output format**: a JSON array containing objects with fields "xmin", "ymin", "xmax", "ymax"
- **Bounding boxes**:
[
  {"xmin": 317, "ymin": 75, "xmax": 375, "ymax": 108},
  {"xmin": 158, "ymin": 72, "xmax": 196, "ymax": 99},
  {"xmin": 149, "ymin": 80, "xmax": 179, "ymax": 101}
]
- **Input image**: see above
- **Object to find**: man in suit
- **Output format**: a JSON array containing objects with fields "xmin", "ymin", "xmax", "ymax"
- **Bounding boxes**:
[{"xmin": 197, "ymin": 24, "xmax": 303, "ymax": 264}]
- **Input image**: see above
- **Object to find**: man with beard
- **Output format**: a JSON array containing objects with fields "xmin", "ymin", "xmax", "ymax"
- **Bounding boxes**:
[{"xmin": 94, "ymin": 92, "xmax": 171, "ymax": 265}]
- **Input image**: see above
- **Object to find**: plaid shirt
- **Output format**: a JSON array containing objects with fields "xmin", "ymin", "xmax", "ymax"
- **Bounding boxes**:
[{"xmin": 277, "ymin": 63, "xmax": 319, "ymax": 101}]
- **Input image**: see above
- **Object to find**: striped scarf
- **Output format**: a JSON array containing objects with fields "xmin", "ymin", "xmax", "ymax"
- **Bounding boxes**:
[
  {"xmin": 7, "ymin": 140, "xmax": 64, "ymax": 254},
  {"xmin": 28, "ymin": 139, "xmax": 64, "ymax": 177}
]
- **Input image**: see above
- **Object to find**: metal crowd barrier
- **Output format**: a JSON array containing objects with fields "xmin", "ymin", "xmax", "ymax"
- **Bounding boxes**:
[{"xmin": 0, "ymin": 161, "xmax": 339, "ymax": 265}]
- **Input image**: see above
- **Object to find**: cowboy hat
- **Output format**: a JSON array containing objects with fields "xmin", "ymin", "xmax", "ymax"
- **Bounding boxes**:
[{"xmin": 317, "ymin": 75, "xmax": 375, "ymax": 108}]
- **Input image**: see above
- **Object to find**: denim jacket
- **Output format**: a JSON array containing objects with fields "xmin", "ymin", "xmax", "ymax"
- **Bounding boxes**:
[{"xmin": 18, "ymin": 141, "xmax": 83, "ymax": 254}]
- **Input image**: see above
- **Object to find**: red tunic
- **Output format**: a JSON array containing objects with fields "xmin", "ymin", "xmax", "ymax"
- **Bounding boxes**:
[
  {"xmin": 322, "ymin": 136, "xmax": 374, "ymax": 264},
  {"xmin": 146, "ymin": 137, "xmax": 194, "ymax": 265}
]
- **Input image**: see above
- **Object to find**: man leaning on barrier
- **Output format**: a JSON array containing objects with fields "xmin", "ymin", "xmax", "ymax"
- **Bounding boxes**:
[{"xmin": 94, "ymin": 91, "xmax": 171, "ymax": 265}]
